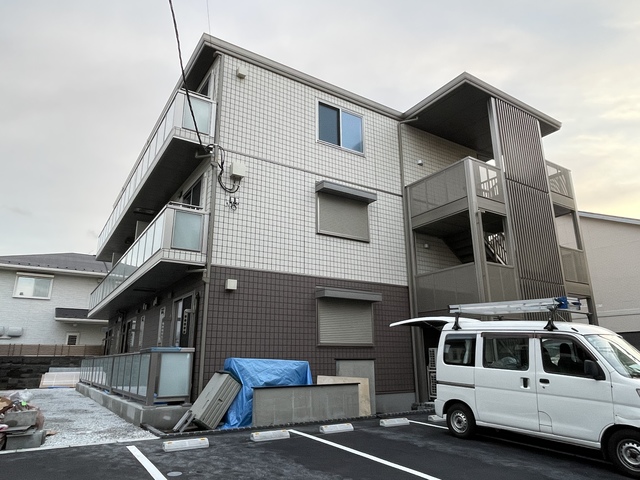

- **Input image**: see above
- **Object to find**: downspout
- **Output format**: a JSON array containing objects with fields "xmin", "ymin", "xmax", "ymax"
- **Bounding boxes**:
[
  {"xmin": 397, "ymin": 116, "xmax": 429, "ymax": 404},
  {"xmin": 198, "ymin": 52, "xmax": 224, "ymax": 394}
]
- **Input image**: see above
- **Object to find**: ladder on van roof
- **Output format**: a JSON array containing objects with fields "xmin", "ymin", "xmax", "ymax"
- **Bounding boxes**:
[{"xmin": 448, "ymin": 296, "xmax": 587, "ymax": 331}]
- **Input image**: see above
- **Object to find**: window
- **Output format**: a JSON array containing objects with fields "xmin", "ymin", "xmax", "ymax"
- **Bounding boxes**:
[
  {"xmin": 316, "ymin": 287, "xmax": 381, "ymax": 346},
  {"xmin": 181, "ymin": 178, "xmax": 202, "ymax": 207},
  {"xmin": 318, "ymin": 102, "xmax": 363, "ymax": 153},
  {"xmin": 13, "ymin": 273, "xmax": 53, "ymax": 299},
  {"xmin": 316, "ymin": 181, "xmax": 376, "ymax": 242},
  {"xmin": 443, "ymin": 334, "xmax": 476, "ymax": 366},
  {"xmin": 483, "ymin": 335, "xmax": 529, "ymax": 370},
  {"xmin": 66, "ymin": 333, "xmax": 79, "ymax": 346},
  {"xmin": 541, "ymin": 337, "xmax": 592, "ymax": 376}
]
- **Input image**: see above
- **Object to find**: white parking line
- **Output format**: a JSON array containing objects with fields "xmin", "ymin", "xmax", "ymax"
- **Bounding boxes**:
[
  {"xmin": 127, "ymin": 445, "xmax": 167, "ymax": 480},
  {"xmin": 408, "ymin": 420, "xmax": 448, "ymax": 430},
  {"xmin": 288, "ymin": 429, "xmax": 442, "ymax": 480}
]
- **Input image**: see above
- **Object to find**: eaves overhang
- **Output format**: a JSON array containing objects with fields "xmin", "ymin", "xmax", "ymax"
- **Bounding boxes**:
[
  {"xmin": 402, "ymin": 72, "xmax": 562, "ymax": 159},
  {"xmin": 184, "ymin": 34, "xmax": 403, "ymax": 119}
]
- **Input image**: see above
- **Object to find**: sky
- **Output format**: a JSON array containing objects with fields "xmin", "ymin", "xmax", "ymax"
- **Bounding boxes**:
[{"xmin": 0, "ymin": 0, "xmax": 639, "ymax": 256}]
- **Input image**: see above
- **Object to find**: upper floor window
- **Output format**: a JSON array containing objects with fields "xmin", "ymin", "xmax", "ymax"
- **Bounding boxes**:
[
  {"xmin": 13, "ymin": 273, "xmax": 53, "ymax": 299},
  {"xmin": 318, "ymin": 102, "xmax": 363, "ymax": 153},
  {"xmin": 316, "ymin": 181, "xmax": 376, "ymax": 242},
  {"xmin": 181, "ymin": 178, "xmax": 202, "ymax": 207}
]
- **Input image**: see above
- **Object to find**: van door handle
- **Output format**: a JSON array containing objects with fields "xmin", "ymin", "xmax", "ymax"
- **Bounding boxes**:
[{"xmin": 539, "ymin": 378, "xmax": 550, "ymax": 384}]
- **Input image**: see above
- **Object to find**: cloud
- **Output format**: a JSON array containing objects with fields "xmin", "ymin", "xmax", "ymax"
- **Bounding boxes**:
[{"xmin": 0, "ymin": 0, "xmax": 639, "ymax": 256}]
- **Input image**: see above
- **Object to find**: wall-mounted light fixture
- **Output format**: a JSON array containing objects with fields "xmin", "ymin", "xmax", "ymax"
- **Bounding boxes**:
[{"xmin": 417, "ymin": 160, "xmax": 424, "ymax": 166}]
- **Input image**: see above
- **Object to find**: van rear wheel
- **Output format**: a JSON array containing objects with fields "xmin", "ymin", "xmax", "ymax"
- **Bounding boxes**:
[
  {"xmin": 608, "ymin": 429, "xmax": 640, "ymax": 478},
  {"xmin": 446, "ymin": 403, "xmax": 476, "ymax": 439}
]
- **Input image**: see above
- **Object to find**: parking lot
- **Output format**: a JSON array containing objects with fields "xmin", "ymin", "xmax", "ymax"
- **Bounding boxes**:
[{"xmin": 1, "ymin": 413, "xmax": 626, "ymax": 479}]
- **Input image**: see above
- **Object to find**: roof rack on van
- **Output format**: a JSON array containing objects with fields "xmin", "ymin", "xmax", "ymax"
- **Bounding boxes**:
[{"xmin": 449, "ymin": 297, "xmax": 586, "ymax": 331}]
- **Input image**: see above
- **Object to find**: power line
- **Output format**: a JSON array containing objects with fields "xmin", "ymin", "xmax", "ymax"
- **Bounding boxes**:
[{"xmin": 167, "ymin": 0, "xmax": 205, "ymax": 150}]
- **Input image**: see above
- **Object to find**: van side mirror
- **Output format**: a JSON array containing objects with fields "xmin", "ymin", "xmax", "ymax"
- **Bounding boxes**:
[{"xmin": 584, "ymin": 359, "xmax": 605, "ymax": 380}]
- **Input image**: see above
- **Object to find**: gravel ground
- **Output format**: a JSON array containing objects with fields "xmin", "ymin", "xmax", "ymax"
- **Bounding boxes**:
[{"xmin": 1, "ymin": 388, "xmax": 157, "ymax": 449}]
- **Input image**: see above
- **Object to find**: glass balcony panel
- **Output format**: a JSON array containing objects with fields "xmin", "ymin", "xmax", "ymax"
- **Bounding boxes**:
[
  {"xmin": 182, "ymin": 95, "xmax": 211, "ymax": 133},
  {"xmin": 138, "ymin": 353, "xmax": 150, "ymax": 397},
  {"xmin": 172, "ymin": 211, "xmax": 203, "ymax": 251},
  {"xmin": 90, "ymin": 205, "xmax": 204, "ymax": 310},
  {"xmin": 157, "ymin": 352, "xmax": 192, "ymax": 397},
  {"xmin": 96, "ymin": 91, "xmax": 214, "ymax": 256},
  {"xmin": 143, "ymin": 223, "xmax": 155, "ymax": 259},
  {"xmin": 123, "ymin": 355, "xmax": 133, "ymax": 392}
]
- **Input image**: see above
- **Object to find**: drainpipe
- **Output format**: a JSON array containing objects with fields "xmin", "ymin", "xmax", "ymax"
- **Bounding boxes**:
[
  {"xmin": 397, "ymin": 116, "xmax": 429, "ymax": 404},
  {"xmin": 197, "ymin": 52, "xmax": 224, "ymax": 395}
]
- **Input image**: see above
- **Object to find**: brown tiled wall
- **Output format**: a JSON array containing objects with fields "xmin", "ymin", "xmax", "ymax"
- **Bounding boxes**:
[{"xmin": 204, "ymin": 267, "xmax": 414, "ymax": 394}]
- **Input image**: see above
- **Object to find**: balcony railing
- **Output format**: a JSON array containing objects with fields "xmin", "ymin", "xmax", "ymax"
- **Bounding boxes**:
[
  {"xmin": 90, "ymin": 203, "xmax": 207, "ymax": 310},
  {"xmin": 416, "ymin": 262, "xmax": 517, "ymax": 314},
  {"xmin": 97, "ymin": 90, "xmax": 215, "ymax": 255},
  {"xmin": 547, "ymin": 161, "xmax": 574, "ymax": 199},
  {"xmin": 560, "ymin": 246, "xmax": 589, "ymax": 284},
  {"xmin": 79, "ymin": 347, "xmax": 193, "ymax": 405},
  {"xmin": 408, "ymin": 157, "xmax": 504, "ymax": 217}
]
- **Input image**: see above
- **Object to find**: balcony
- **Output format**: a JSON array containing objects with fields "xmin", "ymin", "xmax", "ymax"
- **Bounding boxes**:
[
  {"xmin": 96, "ymin": 90, "xmax": 216, "ymax": 261},
  {"xmin": 79, "ymin": 347, "xmax": 193, "ymax": 406},
  {"xmin": 560, "ymin": 246, "xmax": 591, "ymax": 296},
  {"xmin": 408, "ymin": 157, "xmax": 506, "ymax": 229},
  {"xmin": 547, "ymin": 161, "xmax": 576, "ymax": 214},
  {"xmin": 89, "ymin": 203, "xmax": 208, "ymax": 319},
  {"xmin": 415, "ymin": 263, "xmax": 517, "ymax": 315}
]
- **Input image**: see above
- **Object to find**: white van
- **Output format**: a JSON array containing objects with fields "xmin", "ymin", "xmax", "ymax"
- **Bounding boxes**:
[{"xmin": 428, "ymin": 319, "xmax": 640, "ymax": 478}]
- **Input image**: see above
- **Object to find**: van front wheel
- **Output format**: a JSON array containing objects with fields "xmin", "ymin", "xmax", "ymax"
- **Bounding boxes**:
[
  {"xmin": 609, "ymin": 429, "xmax": 640, "ymax": 478},
  {"xmin": 446, "ymin": 403, "xmax": 476, "ymax": 439}
]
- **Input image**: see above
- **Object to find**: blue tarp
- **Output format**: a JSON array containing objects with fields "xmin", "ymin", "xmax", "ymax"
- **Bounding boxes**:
[{"xmin": 221, "ymin": 358, "xmax": 313, "ymax": 429}]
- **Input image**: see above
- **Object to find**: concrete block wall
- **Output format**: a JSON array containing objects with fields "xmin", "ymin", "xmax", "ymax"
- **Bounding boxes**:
[
  {"xmin": 0, "ymin": 356, "xmax": 82, "ymax": 390},
  {"xmin": 252, "ymin": 383, "xmax": 360, "ymax": 427}
]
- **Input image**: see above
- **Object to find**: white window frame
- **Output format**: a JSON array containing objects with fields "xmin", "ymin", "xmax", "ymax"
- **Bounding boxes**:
[
  {"xmin": 66, "ymin": 332, "xmax": 80, "ymax": 346},
  {"xmin": 13, "ymin": 272, "xmax": 54, "ymax": 299},
  {"xmin": 317, "ymin": 101, "xmax": 364, "ymax": 154}
]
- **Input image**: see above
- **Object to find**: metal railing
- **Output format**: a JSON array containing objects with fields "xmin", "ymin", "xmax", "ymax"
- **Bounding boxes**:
[
  {"xmin": 547, "ymin": 161, "xmax": 574, "ymax": 199},
  {"xmin": 79, "ymin": 347, "xmax": 193, "ymax": 405},
  {"xmin": 97, "ymin": 90, "xmax": 215, "ymax": 254},
  {"xmin": 408, "ymin": 157, "xmax": 504, "ymax": 217},
  {"xmin": 90, "ymin": 203, "xmax": 206, "ymax": 310},
  {"xmin": 560, "ymin": 246, "xmax": 589, "ymax": 284}
]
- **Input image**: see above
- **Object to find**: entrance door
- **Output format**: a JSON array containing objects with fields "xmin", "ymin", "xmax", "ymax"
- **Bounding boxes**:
[
  {"xmin": 534, "ymin": 335, "xmax": 614, "ymax": 441},
  {"xmin": 174, "ymin": 295, "xmax": 194, "ymax": 348},
  {"xmin": 475, "ymin": 334, "xmax": 539, "ymax": 431}
]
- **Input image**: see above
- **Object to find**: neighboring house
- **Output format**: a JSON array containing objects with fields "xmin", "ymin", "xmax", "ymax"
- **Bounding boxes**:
[
  {"xmin": 0, "ymin": 253, "xmax": 109, "ymax": 348},
  {"xmin": 87, "ymin": 35, "xmax": 595, "ymax": 410},
  {"xmin": 578, "ymin": 212, "xmax": 640, "ymax": 344}
]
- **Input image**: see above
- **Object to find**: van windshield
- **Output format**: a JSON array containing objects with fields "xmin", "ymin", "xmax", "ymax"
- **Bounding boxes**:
[{"xmin": 585, "ymin": 334, "xmax": 640, "ymax": 378}]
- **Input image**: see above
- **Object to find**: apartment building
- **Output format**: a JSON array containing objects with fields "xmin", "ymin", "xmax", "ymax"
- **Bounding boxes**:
[{"xmin": 88, "ymin": 35, "xmax": 595, "ymax": 410}]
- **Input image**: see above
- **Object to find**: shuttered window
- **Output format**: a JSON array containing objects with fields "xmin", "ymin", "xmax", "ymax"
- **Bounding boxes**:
[
  {"xmin": 316, "ymin": 181, "xmax": 376, "ymax": 242},
  {"xmin": 317, "ymin": 298, "xmax": 374, "ymax": 346}
]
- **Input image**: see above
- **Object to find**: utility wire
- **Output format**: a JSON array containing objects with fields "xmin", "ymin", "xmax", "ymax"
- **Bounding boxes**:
[{"xmin": 168, "ymin": 0, "xmax": 205, "ymax": 150}]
